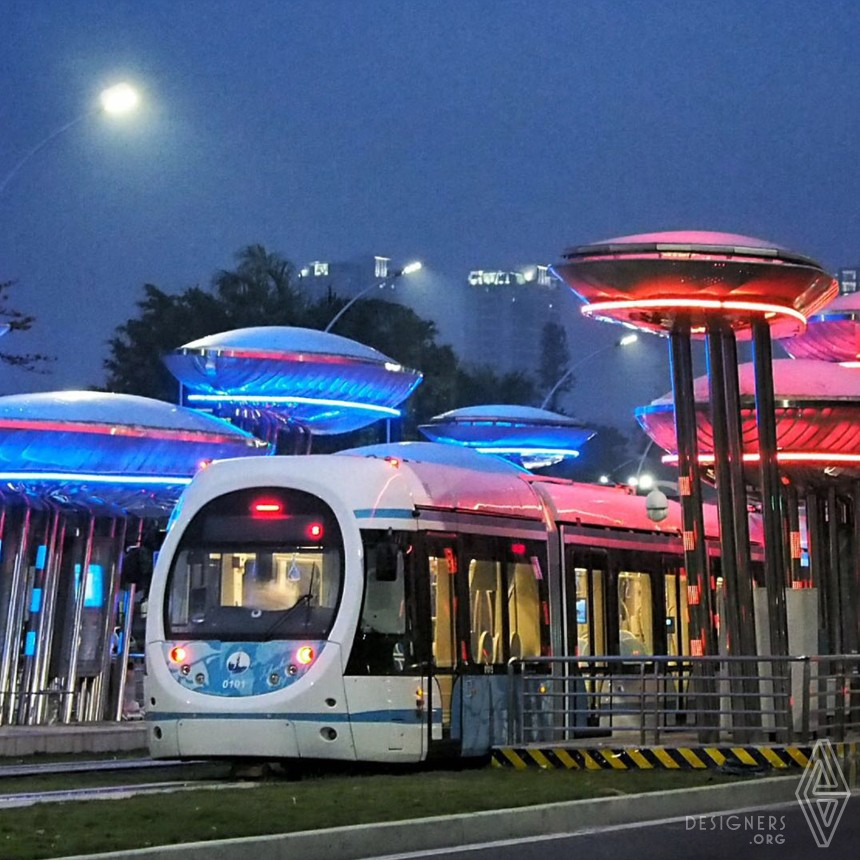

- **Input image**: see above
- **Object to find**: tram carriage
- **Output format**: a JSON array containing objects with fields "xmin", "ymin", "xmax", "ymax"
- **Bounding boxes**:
[{"xmin": 145, "ymin": 442, "xmax": 751, "ymax": 763}]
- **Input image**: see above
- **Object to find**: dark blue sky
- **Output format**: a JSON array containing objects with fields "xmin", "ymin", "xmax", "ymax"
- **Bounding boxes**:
[{"xmin": 2, "ymin": 0, "xmax": 858, "ymax": 430}]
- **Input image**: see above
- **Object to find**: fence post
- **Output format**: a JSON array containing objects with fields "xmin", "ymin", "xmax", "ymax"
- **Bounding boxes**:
[
  {"xmin": 507, "ymin": 659, "xmax": 516, "ymax": 745},
  {"xmin": 801, "ymin": 657, "xmax": 811, "ymax": 742},
  {"xmin": 836, "ymin": 658, "xmax": 846, "ymax": 743}
]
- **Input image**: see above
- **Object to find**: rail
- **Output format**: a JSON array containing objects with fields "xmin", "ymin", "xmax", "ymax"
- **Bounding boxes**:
[{"xmin": 506, "ymin": 654, "xmax": 860, "ymax": 746}]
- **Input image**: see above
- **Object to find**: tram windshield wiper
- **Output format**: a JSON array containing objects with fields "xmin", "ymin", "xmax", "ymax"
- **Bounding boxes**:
[{"xmin": 263, "ymin": 564, "xmax": 318, "ymax": 636}]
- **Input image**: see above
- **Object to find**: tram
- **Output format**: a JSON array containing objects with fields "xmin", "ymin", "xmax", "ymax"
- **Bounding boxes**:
[{"xmin": 145, "ymin": 442, "xmax": 750, "ymax": 763}]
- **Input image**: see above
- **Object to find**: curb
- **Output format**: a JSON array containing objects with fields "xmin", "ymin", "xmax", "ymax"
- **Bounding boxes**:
[{"xmin": 63, "ymin": 774, "xmax": 801, "ymax": 860}]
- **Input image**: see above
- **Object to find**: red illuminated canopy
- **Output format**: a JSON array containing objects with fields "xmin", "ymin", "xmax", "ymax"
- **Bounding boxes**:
[
  {"xmin": 637, "ymin": 359, "xmax": 860, "ymax": 483},
  {"xmin": 552, "ymin": 230, "xmax": 837, "ymax": 339}
]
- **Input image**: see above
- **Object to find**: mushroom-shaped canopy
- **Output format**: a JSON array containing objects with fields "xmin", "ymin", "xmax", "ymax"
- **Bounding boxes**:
[
  {"xmin": 419, "ymin": 404, "xmax": 595, "ymax": 469},
  {"xmin": 636, "ymin": 360, "xmax": 860, "ymax": 467},
  {"xmin": 552, "ymin": 230, "xmax": 836, "ymax": 339},
  {"xmin": 780, "ymin": 291, "xmax": 860, "ymax": 363},
  {"xmin": 0, "ymin": 390, "xmax": 269, "ymax": 515},
  {"xmin": 164, "ymin": 327, "xmax": 423, "ymax": 435}
]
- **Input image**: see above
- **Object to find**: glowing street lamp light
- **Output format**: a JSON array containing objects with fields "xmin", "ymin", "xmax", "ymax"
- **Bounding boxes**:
[
  {"xmin": 324, "ymin": 260, "xmax": 423, "ymax": 333},
  {"xmin": 0, "ymin": 82, "xmax": 141, "ymax": 197},
  {"xmin": 540, "ymin": 332, "xmax": 638, "ymax": 410},
  {"xmin": 99, "ymin": 82, "xmax": 140, "ymax": 115}
]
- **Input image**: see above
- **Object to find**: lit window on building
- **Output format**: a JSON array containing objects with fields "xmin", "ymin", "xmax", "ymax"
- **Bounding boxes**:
[
  {"xmin": 839, "ymin": 268, "xmax": 857, "ymax": 294},
  {"xmin": 375, "ymin": 256, "xmax": 390, "ymax": 278}
]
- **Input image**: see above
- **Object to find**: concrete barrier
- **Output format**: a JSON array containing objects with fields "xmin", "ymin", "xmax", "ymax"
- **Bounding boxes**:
[{"xmin": 62, "ymin": 774, "xmax": 802, "ymax": 860}]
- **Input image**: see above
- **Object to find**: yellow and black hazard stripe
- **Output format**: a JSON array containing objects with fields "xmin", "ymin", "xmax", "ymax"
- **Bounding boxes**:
[{"xmin": 490, "ymin": 744, "xmax": 856, "ymax": 770}]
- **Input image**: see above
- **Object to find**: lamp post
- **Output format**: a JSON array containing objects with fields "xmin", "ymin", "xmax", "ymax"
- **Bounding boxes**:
[
  {"xmin": 0, "ymin": 83, "xmax": 140, "ymax": 198},
  {"xmin": 323, "ymin": 261, "xmax": 422, "ymax": 333},
  {"xmin": 540, "ymin": 332, "xmax": 638, "ymax": 410}
]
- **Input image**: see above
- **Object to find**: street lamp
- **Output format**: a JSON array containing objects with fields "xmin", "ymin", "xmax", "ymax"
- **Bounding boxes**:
[
  {"xmin": 0, "ymin": 82, "xmax": 140, "ymax": 198},
  {"xmin": 323, "ymin": 261, "xmax": 423, "ymax": 333},
  {"xmin": 540, "ymin": 332, "xmax": 638, "ymax": 410}
]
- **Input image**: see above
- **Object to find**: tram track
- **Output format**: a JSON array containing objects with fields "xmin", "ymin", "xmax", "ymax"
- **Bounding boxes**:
[
  {"xmin": 0, "ymin": 757, "xmax": 196, "ymax": 780},
  {"xmin": 0, "ymin": 779, "xmax": 258, "ymax": 808}
]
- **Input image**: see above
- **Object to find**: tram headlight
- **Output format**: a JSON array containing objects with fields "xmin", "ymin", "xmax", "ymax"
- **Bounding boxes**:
[
  {"xmin": 296, "ymin": 645, "xmax": 315, "ymax": 665},
  {"xmin": 169, "ymin": 645, "xmax": 187, "ymax": 664}
]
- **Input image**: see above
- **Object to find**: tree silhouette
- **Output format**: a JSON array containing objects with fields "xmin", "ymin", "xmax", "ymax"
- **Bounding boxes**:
[
  {"xmin": 102, "ymin": 245, "xmax": 541, "ymax": 434},
  {"xmin": 0, "ymin": 279, "xmax": 53, "ymax": 372}
]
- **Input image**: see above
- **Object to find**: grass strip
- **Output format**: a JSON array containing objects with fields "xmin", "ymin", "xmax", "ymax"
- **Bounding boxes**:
[{"xmin": 0, "ymin": 766, "xmax": 767, "ymax": 860}]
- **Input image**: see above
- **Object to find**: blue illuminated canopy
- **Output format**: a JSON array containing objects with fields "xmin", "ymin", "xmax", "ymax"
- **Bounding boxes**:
[
  {"xmin": 0, "ymin": 391, "xmax": 270, "ymax": 515},
  {"xmin": 164, "ymin": 327, "xmax": 423, "ymax": 435},
  {"xmin": 418, "ymin": 404, "xmax": 596, "ymax": 469}
]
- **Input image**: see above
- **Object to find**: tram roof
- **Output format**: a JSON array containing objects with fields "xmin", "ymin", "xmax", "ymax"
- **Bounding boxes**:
[{"xmin": 180, "ymin": 442, "xmax": 755, "ymax": 544}]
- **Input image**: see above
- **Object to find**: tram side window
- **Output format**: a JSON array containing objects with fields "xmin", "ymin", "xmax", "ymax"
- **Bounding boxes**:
[
  {"xmin": 617, "ymin": 571, "xmax": 653, "ymax": 656},
  {"xmin": 429, "ymin": 550, "xmax": 457, "ymax": 668},
  {"xmin": 507, "ymin": 557, "xmax": 545, "ymax": 659},
  {"xmin": 575, "ymin": 568, "xmax": 606, "ymax": 657},
  {"xmin": 346, "ymin": 532, "xmax": 414, "ymax": 676}
]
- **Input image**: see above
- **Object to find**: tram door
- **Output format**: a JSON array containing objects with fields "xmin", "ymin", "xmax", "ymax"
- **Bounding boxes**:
[
  {"xmin": 422, "ymin": 534, "xmax": 549, "ymax": 756},
  {"xmin": 663, "ymin": 560, "xmax": 690, "ymax": 657},
  {"xmin": 565, "ymin": 549, "xmax": 608, "ymax": 658},
  {"xmin": 566, "ymin": 547, "xmax": 669, "ymax": 658}
]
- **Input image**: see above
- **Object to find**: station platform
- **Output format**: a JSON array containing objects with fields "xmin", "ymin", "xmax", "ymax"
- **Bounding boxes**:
[{"xmin": 0, "ymin": 721, "xmax": 147, "ymax": 758}]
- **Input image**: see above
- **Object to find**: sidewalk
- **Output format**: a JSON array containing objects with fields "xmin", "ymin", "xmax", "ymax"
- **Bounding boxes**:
[{"xmin": 0, "ymin": 722, "xmax": 147, "ymax": 757}]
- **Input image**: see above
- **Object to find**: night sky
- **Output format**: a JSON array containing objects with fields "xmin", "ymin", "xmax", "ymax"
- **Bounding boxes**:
[{"xmin": 2, "ymin": 0, "xmax": 858, "ymax": 431}]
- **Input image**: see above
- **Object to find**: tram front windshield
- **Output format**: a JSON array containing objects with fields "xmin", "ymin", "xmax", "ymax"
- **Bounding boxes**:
[{"xmin": 164, "ymin": 487, "xmax": 343, "ymax": 641}]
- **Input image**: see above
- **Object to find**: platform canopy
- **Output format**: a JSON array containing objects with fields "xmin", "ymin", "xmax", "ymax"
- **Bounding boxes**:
[
  {"xmin": 0, "ymin": 391, "xmax": 270, "ymax": 515},
  {"xmin": 636, "ymin": 359, "xmax": 860, "ymax": 484},
  {"xmin": 164, "ymin": 327, "xmax": 423, "ymax": 435},
  {"xmin": 552, "ymin": 230, "xmax": 837, "ymax": 340},
  {"xmin": 780, "ymin": 291, "xmax": 860, "ymax": 364},
  {"xmin": 418, "ymin": 404, "xmax": 595, "ymax": 469}
]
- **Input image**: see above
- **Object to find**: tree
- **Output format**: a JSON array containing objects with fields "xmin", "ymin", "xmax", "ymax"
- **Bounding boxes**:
[
  {"xmin": 0, "ymin": 279, "xmax": 52, "ymax": 372},
  {"xmin": 538, "ymin": 320, "xmax": 571, "ymax": 411},
  {"xmin": 102, "ymin": 244, "xmax": 541, "ymax": 439}
]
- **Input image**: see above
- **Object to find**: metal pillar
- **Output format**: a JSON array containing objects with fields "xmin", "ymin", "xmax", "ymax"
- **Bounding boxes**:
[
  {"xmin": 721, "ymin": 330, "xmax": 756, "ymax": 657},
  {"xmin": 95, "ymin": 518, "xmax": 128, "ymax": 721},
  {"xmin": 32, "ymin": 508, "xmax": 67, "ymax": 724},
  {"xmin": 786, "ymin": 486, "xmax": 804, "ymax": 587},
  {"xmin": 706, "ymin": 325, "xmax": 754, "ymax": 736},
  {"xmin": 63, "ymin": 515, "xmax": 96, "ymax": 723},
  {"xmin": 0, "ymin": 504, "xmax": 32, "ymax": 724},
  {"xmin": 838, "ymin": 492, "xmax": 858, "ymax": 656},
  {"xmin": 17, "ymin": 510, "xmax": 56, "ymax": 724},
  {"xmin": 706, "ymin": 325, "xmax": 742, "ymax": 654},
  {"xmin": 806, "ymin": 491, "xmax": 825, "ymax": 637},
  {"xmin": 853, "ymin": 485, "xmax": 860, "ymax": 654},
  {"xmin": 669, "ymin": 320, "xmax": 714, "ymax": 656},
  {"xmin": 825, "ymin": 487, "xmax": 843, "ymax": 655},
  {"xmin": 751, "ymin": 319, "xmax": 789, "ymax": 659}
]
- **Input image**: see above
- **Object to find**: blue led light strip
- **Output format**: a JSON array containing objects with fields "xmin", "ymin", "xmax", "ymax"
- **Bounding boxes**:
[
  {"xmin": 0, "ymin": 471, "xmax": 193, "ymax": 486},
  {"xmin": 185, "ymin": 393, "xmax": 401, "ymax": 417},
  {"xmin": 474, "ymin": 447, "xmax": 581, "ymax": 457}
]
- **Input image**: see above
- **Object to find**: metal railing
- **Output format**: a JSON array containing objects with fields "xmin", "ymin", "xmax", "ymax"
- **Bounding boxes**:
[{"xmin": 507, "ymin": 654, "xmax": 860, "ymax": 746}]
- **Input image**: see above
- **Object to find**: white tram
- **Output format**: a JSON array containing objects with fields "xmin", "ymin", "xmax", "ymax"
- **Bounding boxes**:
[{"xmin": 145, "ymin": 442, "xmax": 745, "ymax": 763}]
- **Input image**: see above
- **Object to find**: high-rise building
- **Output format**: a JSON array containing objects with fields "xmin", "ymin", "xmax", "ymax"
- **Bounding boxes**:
[
  {"xmin": 837, "ymin": 267, "xmax": 858, "ymax": 295},
  {"xmin": 460, "ymin": 265, "xmax": 560, "ymax": 376}
]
